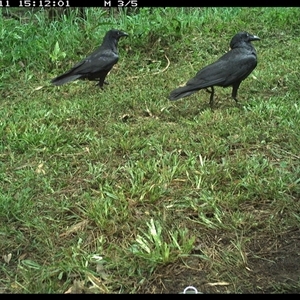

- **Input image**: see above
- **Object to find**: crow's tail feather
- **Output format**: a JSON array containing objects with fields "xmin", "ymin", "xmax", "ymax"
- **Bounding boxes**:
[
  {"xmin": 51, "ymin": 74, "xmax": 82, "ymax": 86},
  {"xmin": 168, "ymin": 85, "xmax": 199, "ymax": 101}
]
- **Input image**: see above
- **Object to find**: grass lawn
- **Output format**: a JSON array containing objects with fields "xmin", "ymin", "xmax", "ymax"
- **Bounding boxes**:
[{"xmin": 1, "ymin": 7, "xmax": 300, "ymax": 293}]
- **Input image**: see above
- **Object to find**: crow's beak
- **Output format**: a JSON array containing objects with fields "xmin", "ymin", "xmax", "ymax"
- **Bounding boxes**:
[
  {"xmin": 119, "ymin": 31, "xmax": 129, "ymax": 38},
  {"xmin": 250, "ymin": 35, "xmax": 260, "ymax": 41}
]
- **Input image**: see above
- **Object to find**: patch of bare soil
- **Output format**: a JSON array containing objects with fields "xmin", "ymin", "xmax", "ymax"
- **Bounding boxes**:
[{"xmin": 137, "ymin": 227, "xmax": 300, "ymax": 294}]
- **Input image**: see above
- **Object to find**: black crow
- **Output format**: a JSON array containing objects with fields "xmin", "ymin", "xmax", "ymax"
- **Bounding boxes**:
[
  {"xmin": 51, "ymin": 29, "xmax": 128, "ymax": 89},
  {"xmin": 169, "ymin": 31, "xmax": 260, "ymax": 106}
]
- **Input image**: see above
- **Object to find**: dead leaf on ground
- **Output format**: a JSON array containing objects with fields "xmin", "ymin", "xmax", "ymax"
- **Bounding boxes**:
[
  {"xmin": 36, "ymin": 163, "xmax": 46, "ymax": 174},
  {"xmin": 87, "ymin": 274, "xmax": 109, "ymax": 293},
  {"xmin": 64, "ymin": 279, "xmax": 86, "ymax": 294},
  {"xmin": 3, "ymin": 253, "xmax": 12, "ymax": 264},
  {"xmin": 34, "ymin": 86, "xmax": 44, "ymax": 91},
  {"xmin": 59, "ymin": 220, "xmax": 89, "ymax": 237},
  {"xmin": 206, "ymin": 281, "xmax": 230, "ymax": 286}
]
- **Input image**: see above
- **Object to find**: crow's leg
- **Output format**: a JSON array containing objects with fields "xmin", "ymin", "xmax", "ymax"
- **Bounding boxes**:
[
  {"xmin": 95, "ymin": 78, "xmax": 109, "ymax": 90},
  {"xmin": 94, "ymin": 82, "xmax": 104, "ymax": 89},
  {"xmin": 206, "ymin": 86, "xmax": 215, "ymax": 107},
  {"xmin": 96, "ymin": 81, "xmax": 109, "ymax": 86},
  {"xmin": 88, "ymin": 78, "xmax": 106, "ymax": 89},
  {"xmin": 89, "ymin": 78, "xmax": 102, "ymax": 88},
  {"xmin": 205, "ymin": 87, "xmax": 213, "ymax": 95},
  {"xmin": 231, "ymin": 83, "xmax": 241, "ymax": 103}
]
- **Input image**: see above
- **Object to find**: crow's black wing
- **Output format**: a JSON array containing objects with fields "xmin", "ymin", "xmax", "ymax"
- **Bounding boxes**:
[
  {"xmin": 186, "ymin": 49, "xmax": 257, "ymax": 89},
  {"xmin": 68, "ymin": 49, "xmax": 119, "ymax": 76}
]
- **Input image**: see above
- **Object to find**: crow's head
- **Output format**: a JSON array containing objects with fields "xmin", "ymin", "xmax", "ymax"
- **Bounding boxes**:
[
  {"xmin": 109, "ymin": 29, "xmax": 129, "ymax": 40},
  {"xmin": 230, "ymin": 31, "xmax": 260, "ymax": 49}
]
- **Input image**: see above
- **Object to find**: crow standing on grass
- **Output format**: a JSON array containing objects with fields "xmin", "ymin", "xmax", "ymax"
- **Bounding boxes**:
[
  {"xmin": 51, "ymin": 29, "xmax": 128, "ymax": 89},
  {"xmin": 168, "ymin": 31, "xmax": 260, "ymax": 106}
]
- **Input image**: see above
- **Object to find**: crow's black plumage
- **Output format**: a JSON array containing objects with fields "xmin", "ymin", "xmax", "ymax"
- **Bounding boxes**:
[
  {"xmin": 169, "ymin": 31, "xmax": 260, "ymax": 106},
  {"xmin": 51, "ymin": 29, "xmax": 128, "ymax": 89}
]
